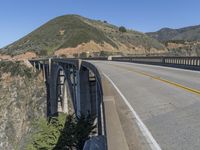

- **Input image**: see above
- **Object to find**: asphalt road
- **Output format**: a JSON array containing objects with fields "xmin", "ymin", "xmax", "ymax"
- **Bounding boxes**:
[{"xmin": 91, "ymin": 61, "xmax": 200, "ymax": 150}]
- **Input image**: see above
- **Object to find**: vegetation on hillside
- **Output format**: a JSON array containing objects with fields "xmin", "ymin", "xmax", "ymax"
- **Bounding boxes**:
[
  {"xmin": 0, "ymin": 61, "xmax": 34, "ymax": 78},
  {"xmin": 26, "ymin": 114, "xmax": 96, "ymax": 150}
]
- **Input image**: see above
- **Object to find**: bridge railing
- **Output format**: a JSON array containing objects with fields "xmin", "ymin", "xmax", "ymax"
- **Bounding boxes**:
[
  {"xmin": 164, "ymin": 57, "xmax": 200, "ymax": 66},
  {"xmin": 110, "ymin": 56, "xmax": 200, "ymax": 70},
  {"xmin": 112, "ymin": 56, "xmax": 200, "ymax": 65}
]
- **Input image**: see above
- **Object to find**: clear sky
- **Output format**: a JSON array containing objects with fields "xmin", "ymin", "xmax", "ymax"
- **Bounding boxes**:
[{"xmin": 0, "ymin": 0, "xmax": 200, "ymax": 48}]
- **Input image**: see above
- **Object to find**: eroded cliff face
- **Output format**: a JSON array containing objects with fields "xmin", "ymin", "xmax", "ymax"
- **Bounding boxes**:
[
  {"xmin": 0, "ymin": 61, "xmax": 46, "ymax": 150},
  {"xmin": 166, "ymin": 41, "xmax": 200, "ymax": 56}
]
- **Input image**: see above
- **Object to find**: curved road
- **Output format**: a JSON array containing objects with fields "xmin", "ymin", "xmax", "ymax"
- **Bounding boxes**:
[{"xmin": 91, "ymin": 61, "xmax": 200, "ymax": 150}]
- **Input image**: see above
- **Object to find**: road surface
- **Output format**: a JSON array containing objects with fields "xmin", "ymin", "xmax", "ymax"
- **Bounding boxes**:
[{"xmin": 91, "ymin": 61, "xmax": 200, "ymax": 150}]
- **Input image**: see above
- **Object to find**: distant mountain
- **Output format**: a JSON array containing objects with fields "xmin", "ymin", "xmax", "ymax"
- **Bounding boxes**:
[
  {"xmin": 147, "ymin": 25, "xmax": 200, "ymax": 42},
  {"xmin": 0, "ymin": 15, "xmax": 166, "ymax": 56},
  {"xmin": 147, "ymin": 25, "xmax": 200, "ymax": 56}
]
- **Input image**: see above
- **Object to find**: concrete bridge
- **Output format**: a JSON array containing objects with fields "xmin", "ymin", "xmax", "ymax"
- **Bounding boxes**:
[{"xmin": 30, "ymin": 56, "xmax": 200, "ymax": 150}]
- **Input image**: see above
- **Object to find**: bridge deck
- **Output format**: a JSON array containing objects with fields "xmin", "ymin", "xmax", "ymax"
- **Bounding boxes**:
[{"xmin": 91, "ymin": 60, "xmax": 200, "ymax": 150}]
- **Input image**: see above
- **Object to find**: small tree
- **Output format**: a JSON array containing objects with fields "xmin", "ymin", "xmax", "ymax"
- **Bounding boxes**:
[
  {"xmin": 99, "ymin": 51, "xmax": 112, "ymax": 56},
  {"xmin": 103, "ymin": 20, "xmax": 108, "ymax": 23},
  {"xmin": 119, "ymin": 26, "xmax": 127, "ymax": 33}
]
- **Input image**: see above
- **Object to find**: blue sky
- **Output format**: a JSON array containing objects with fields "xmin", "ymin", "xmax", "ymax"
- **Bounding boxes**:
[{"xmin": 0, "ymin": 0, "xmax": 200, "ymax": 48}]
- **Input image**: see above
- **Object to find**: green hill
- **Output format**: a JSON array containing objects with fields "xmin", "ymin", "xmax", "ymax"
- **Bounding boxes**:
[{"xmin": 0, "ymin": 15, "xmax": 166, "ymax": 56}]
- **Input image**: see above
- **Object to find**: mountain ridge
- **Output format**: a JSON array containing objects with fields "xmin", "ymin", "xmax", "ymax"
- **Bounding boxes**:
[{"xmin": 147, "ymin": 24, "xmax": 200, "ymax": 41}]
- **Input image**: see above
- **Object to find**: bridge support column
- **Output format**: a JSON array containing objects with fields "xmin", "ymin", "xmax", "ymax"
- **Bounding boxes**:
[
  {"xmin": 62, "ymin": 80, "xmax": 69, "ymax": 114},
  {"xmin": 79, "ymin": 67, "xmax": 91, "ymax": 116},
  {"xmin": 38, "ymin": 63, "xmax": 41, "ymax": 71},
  {"xmin": 48, "ymin": 64, "xmax": 58, "ymax": 116},
  {"xmin": 57, "ymin": 70, "xmax": 64, "ymax": 113},
  {"xmin": 57, "ymin": 70, "xmax": 69, "ymax": 114},
  {"xmin": 75, "ymin": 69, "xmax": 81, "ymax": 117}
]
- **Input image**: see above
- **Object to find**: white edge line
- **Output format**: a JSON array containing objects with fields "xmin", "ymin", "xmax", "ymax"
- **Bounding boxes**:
[{"xmin": 103, "ymin": 72, "xmax": 162, "ymax": 150}]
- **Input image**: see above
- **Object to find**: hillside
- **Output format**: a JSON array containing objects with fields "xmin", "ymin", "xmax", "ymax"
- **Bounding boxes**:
[
  {"xmin": 0, "ymin": 61, "xmax": 46, "ymax": 149},
  {"xmin": 147, "ymin": 25, "xmax": 200, "ymax": 42},
  {"xmin": 147, "ymin": 25, "xmax": 200, "ymax": 56},
  {"xmin": 0, "ymin": 15, "xmax": 166, "ymax": 57}
]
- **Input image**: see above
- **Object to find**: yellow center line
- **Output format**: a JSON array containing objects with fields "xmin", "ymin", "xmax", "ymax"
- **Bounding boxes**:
[{"xmin": 111, "ymin": 64, "xmax": 200, "ymax": 96}]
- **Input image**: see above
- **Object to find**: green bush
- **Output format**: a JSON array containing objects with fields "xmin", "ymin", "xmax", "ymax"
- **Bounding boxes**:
[
  {"xmin": 119, "ymin": 26, "xmax": 127, "ymax": 33},
  {"xmin": 26, "ymin": 114, "xmax": 95, "ymax": 150},
  {"xmin": 54, "ymin": 114, "xmax": 96, "ymax": 150},
  {"xmin": 99, "ymin": 51, "xmax": 112, "ymax": 56},
  {"xmin": 103, "ymin": 20, "xmax": 108, "ymax": 23},
  {"xmin": 25, "ymin": 114, "xmax": 66, "ymax": 150}
]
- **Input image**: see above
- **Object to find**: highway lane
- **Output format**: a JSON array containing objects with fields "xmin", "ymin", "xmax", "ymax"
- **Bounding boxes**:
[{"xmin": 91, "ymin": 61, "xmax": 200, "ymax": 150}]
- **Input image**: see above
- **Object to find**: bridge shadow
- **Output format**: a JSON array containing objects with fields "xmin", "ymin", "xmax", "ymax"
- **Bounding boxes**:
[{"xmin": 53, "ymin": 114, "xmax": 96, "ymax": 150}]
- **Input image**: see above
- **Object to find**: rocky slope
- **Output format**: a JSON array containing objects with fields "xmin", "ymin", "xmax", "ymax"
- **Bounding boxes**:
[
  {"xmin": 0, "ymin": 15, "xmax": 166, "ymax": 57},
  {"xmin": 164, "ymin": 41, "xmax": 200, "ymax": 56},
  {"xmin": 0, "ymin": 61, "xmax": 46, "ymax": 150}
]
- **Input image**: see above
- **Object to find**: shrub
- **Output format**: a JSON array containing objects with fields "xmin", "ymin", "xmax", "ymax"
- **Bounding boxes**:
[
  {"xmin": 26, "ymin": 114, "xmax": 95, "ymax": 150},
  {"xmin": 99, "ymin": 51, "xmax": 112, "ymax": 56},
  {"xmin": 119, "ymin": 26, "xmax": 127, "ymax": 33},
  {"xmin": 55, "ymin": 114, "xmax": 96, "ymax": 150},
  {"xmin": 25, "ymin": 114, "xmax": 66, "ymax": 150}
]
